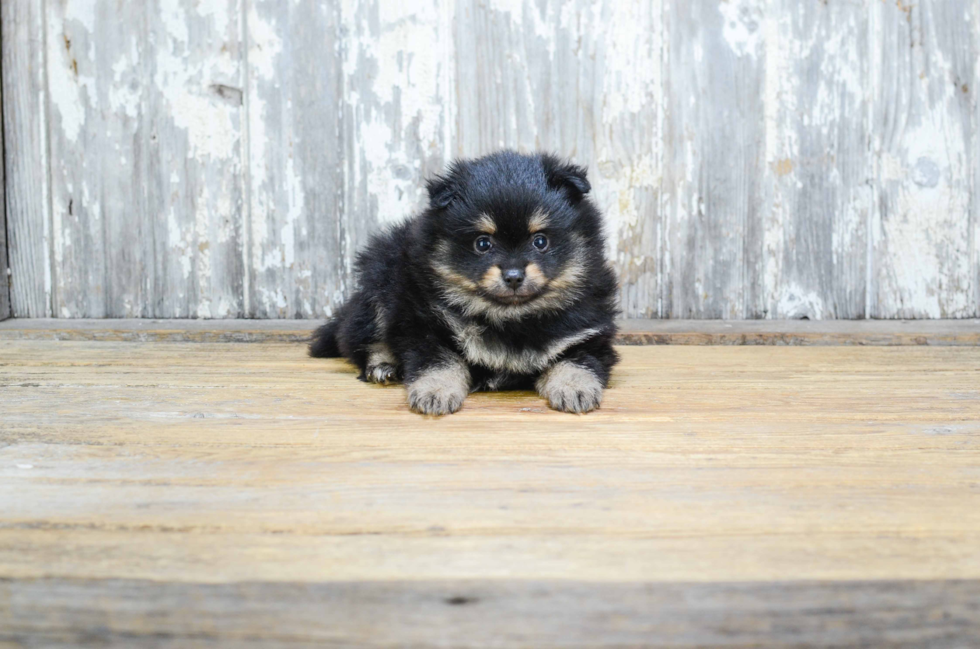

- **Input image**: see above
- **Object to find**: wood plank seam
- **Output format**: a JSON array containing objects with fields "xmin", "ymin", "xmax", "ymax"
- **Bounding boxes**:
[
  {"xmin": 0, "ymin": 319, "xmax": 978, "ymax": 345},
  {"xmin": 0, "ymin": 0, "xmax": 10, "ymax": 322}
]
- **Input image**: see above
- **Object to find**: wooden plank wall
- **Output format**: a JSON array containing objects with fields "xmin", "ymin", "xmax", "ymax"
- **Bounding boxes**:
[{"xmin": 2, "ymin": 0, "xmax": 978, "ymax": 319}]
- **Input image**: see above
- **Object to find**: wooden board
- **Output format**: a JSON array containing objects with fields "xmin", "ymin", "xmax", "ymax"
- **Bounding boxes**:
[
  {"xmin": 0, "ymin": 35, "xmax": 8, "ymax": 322},
  {"xmin": 762, "ymin": 0, "xmax": 871, "ymax": 319},
  {"xmin": 3, "ymin": 578, "xmax": 978, "ymax": 648},
  {"xmin": 1, "ymin": 340, "xmax": 979, "ymax": 645},
  {"xmin": 1, "ymin": 0, "xmax": 50, "ymax": 318},
  {"xmin": 245, "ymin": 0, "xmax": 345, "ymax": 319},
  {"xmin": 44, "ymin": 0, "xmax": 247, "ymax": 318},
  {"xmin": 870, "ymin": 0, "xmax": 977, "ymax": 318},
  {"xmin": 662, "ymin": 0, "xmax": 766, "ymax": 319}
]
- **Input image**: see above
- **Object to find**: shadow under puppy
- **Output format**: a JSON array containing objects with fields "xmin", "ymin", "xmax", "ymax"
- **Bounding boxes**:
[{"xmin": 311, "ymin": 151, "xmax": 619, "ymax": 415}]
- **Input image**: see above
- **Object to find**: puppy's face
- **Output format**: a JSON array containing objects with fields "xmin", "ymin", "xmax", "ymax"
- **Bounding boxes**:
[
  {"xmin": 439, "ymin": 205, "xmax": 579, "ymax": 307},
  {"xmin": 426, "ymin": 153, "xmax": 599, "ymax": 322}
]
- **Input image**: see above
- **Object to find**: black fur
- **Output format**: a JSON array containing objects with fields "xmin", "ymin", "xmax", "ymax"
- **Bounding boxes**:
[
  {"xmin": 311, "ymin": 151, "xmax": 619, "ymax": 414},
  {"xmin": 310, "ymin": 319, "xmax": 342, "ymax": 358}
]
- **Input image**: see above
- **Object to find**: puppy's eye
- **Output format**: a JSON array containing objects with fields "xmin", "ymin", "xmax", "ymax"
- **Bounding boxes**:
[
  {"xmin": 474, "ymin": 236, "xmax": 493, "ymax": 254},
  {"xmin": 532, "ymin": 234, "xmax": 549, "ymax": 251}
]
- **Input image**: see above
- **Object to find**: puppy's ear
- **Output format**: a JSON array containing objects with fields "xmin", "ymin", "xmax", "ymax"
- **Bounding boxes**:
[
  {"xmin": 426, "ymin": 161, "xmax": 465, "ymax": 210},
  {"xmin": 544, "ymin": 156, "xmax": 591, "ymax": 200},
  {"xmin": 426, "ymin": 175, "xmax": 455, "ymax": 210}
]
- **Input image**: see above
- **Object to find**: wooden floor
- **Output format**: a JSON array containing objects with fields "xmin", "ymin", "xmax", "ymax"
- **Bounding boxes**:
[{"xmin": 2, "ymin": 337, "xmax": 979, "ymax": 646}]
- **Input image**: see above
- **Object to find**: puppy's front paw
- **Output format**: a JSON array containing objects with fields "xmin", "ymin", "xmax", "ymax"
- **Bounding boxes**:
[
  {"xmin": 536, "ymin": 361, "xmax": 604, "ymax": 413},
  {"xmin": 367, "ymin": 363, "xmax": 399, "ymax": 385},
  {"xmin": 407, "ymin": 361, "xmax": 471, "ymax": 415}
]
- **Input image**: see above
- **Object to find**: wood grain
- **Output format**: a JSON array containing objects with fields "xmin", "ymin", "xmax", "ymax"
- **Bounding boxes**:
[
  {"xmin": 2, "ymin": 578, "xmax": 978, "ymax": 648},
  {"xmin": 1, "ymin": 341, "xmax": 980, "ymax": 645},
  {"xmin": 763, "ymin": 0, "xmax": 871, "ymax": 319},
  {"xmin": 2, "ymin": 0, "xmax": 50, "ymax": 317},
  {"xmin": 42, "ymin": 0, "xmax": 247, "ymax": 319},
  {"xmin": 662, "ymin": 0, "xmax": 767, "ymax": 319},
  {"xmin": 871, "ymin": 0, "xmax": 977, "ymax": 318},
  {"xmin": 244, "ymin": 1, "xmax": 343, "ymax": 318}
]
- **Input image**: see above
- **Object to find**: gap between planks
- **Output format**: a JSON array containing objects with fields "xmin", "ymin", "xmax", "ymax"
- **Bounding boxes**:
[{"xmin": 0, "ymin": 317, "xmax": 978, "ymax": 345}]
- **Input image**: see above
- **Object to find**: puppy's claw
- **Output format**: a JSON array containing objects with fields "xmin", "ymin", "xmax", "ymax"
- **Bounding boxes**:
[
  {"xmin": 536, "ymin": 361, "xmax": 604, "ymax": 414},
  {"xmin": 367, "ymin": 363, "xmax": 399, "ymax": 385}
]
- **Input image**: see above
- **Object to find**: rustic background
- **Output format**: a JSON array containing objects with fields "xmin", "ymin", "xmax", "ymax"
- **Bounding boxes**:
[{"xmin": 1, "ymin": 0, "xmax": 978, "ymax": 321}]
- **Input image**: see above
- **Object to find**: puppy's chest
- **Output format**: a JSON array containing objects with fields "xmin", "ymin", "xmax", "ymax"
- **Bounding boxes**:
[{"xmin": 442, "ymin": 313, "xmax": 598, "ymax": 375}]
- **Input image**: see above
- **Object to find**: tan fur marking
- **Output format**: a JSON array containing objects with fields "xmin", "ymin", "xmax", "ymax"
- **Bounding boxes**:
[
  {"xmin": 431, "ymin": 242, "xmax": 479, "ymax": 291},
  {"xmin": 524, "ymin": 263, "xmax": 546, "ymax": 287},
  {"xmin": 546, "ymin": 238, "xmax": 588, "ymax": 292},
  {"xmin": 475, "ymin": 213, "xmax": 497, "ymax": 235},
  {"xmin": 433, "ymin": 263, "xmax": 479, "ymax": 291},
  {"xmin": 528, "ymin": 208, "xmax": 550, "ymax": 233},
  {"xmin": 536, "ymin": 360, "xmax": 604, "ymax": 413},
  {"xmin": 479, "ymin": 266, "xmax": 503, "ymax": 291},
  {"xmin": 547, "ymin": 258, "xmax": 586, "ymax": 291}
]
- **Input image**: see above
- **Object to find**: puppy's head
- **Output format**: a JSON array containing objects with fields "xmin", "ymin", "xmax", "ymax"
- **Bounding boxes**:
[{"xmin": 424, "ymin": 152, "xmax": 603, "ymax": 322}]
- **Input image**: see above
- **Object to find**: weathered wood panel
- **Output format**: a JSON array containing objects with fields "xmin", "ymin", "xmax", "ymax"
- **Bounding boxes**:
[
  {"xmin": 244, "ymin": 1, "xmax": 343, "ymax": 318},
  {"xmin": 762, "ymin": 0, "xmax": 871, "ymax": 319},
  {"xmin": 2, "ymin": 0, "xmax": 50, "ymax": 317},
  {"xmin": 663, "ymin": 0, "xmax": 767, "ymax": 319},
  {"xmin": 245, "ymin": 1, "xmax": 452, "ymax": 319},
  {"xmin": 41, "ymin": 0, "xmax": 246, "ymax": 318},
  {"xmin": 975, "ymin": 0, "xmax": 980, "ymax": 319},
  {"xmin": 336, "ymin": 0, "xmax": 453, "ymax": 317},
  {"xmin": 870, "ymin": 0, "xmax": 977, "ymax": 318},
  {"xmin": 455, "ymin": 0, "xmax": 664, "ymax": 318},
  {"xmin": 3, "ymin": 0, "xmax": 980, "ymax": 319}
]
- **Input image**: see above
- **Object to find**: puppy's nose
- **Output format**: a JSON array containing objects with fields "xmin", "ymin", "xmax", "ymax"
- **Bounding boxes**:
[{"xmin": 502, "ymin": 268, "xmax": 525, "ymax": 289}]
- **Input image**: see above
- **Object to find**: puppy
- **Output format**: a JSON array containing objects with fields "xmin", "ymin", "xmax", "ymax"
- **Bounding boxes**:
[{"xmin": 310, "ymin": 151, "xmax": 619, "ymax": 415}]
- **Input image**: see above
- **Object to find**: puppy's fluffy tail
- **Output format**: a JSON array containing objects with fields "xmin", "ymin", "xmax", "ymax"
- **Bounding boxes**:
[{"xmin": 309, "ymin": 319, "xmax": 342, "ymax": 358}]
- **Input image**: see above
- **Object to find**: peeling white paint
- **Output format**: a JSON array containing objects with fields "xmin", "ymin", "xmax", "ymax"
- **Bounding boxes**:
[
  {"xmin": 776, "ymin": 283, "xmax": 827, "ymax": 321},
  {"xmin": 341, "ymin": 0, "xmax": 446, "ymax": 231},
  {"xmin": 154, "ymin": 2, "xmax": 239, "ymax": 160},
  {"xmin": 167, "ymin": 207, "xmax": 193, "ymax": 281},
  {"xmin": 719, "ymin": 0, "xmax": 764, "ymax": 59},
  {"xmin": 601, "ymin": 1, "xmax": 662, "ymax": 123},
  {"xmin": 47, "ymin": 13, "xmax": 94, "ymax": 144},
  {"xmin": 246, "ymin": 3, "xmax": 282, "ymax": 80}
]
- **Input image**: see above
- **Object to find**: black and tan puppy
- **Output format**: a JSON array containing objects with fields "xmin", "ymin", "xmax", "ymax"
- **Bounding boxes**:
[{"xmin": 310, "ymin": 151, "xmax": 619, "ymax": 415}]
